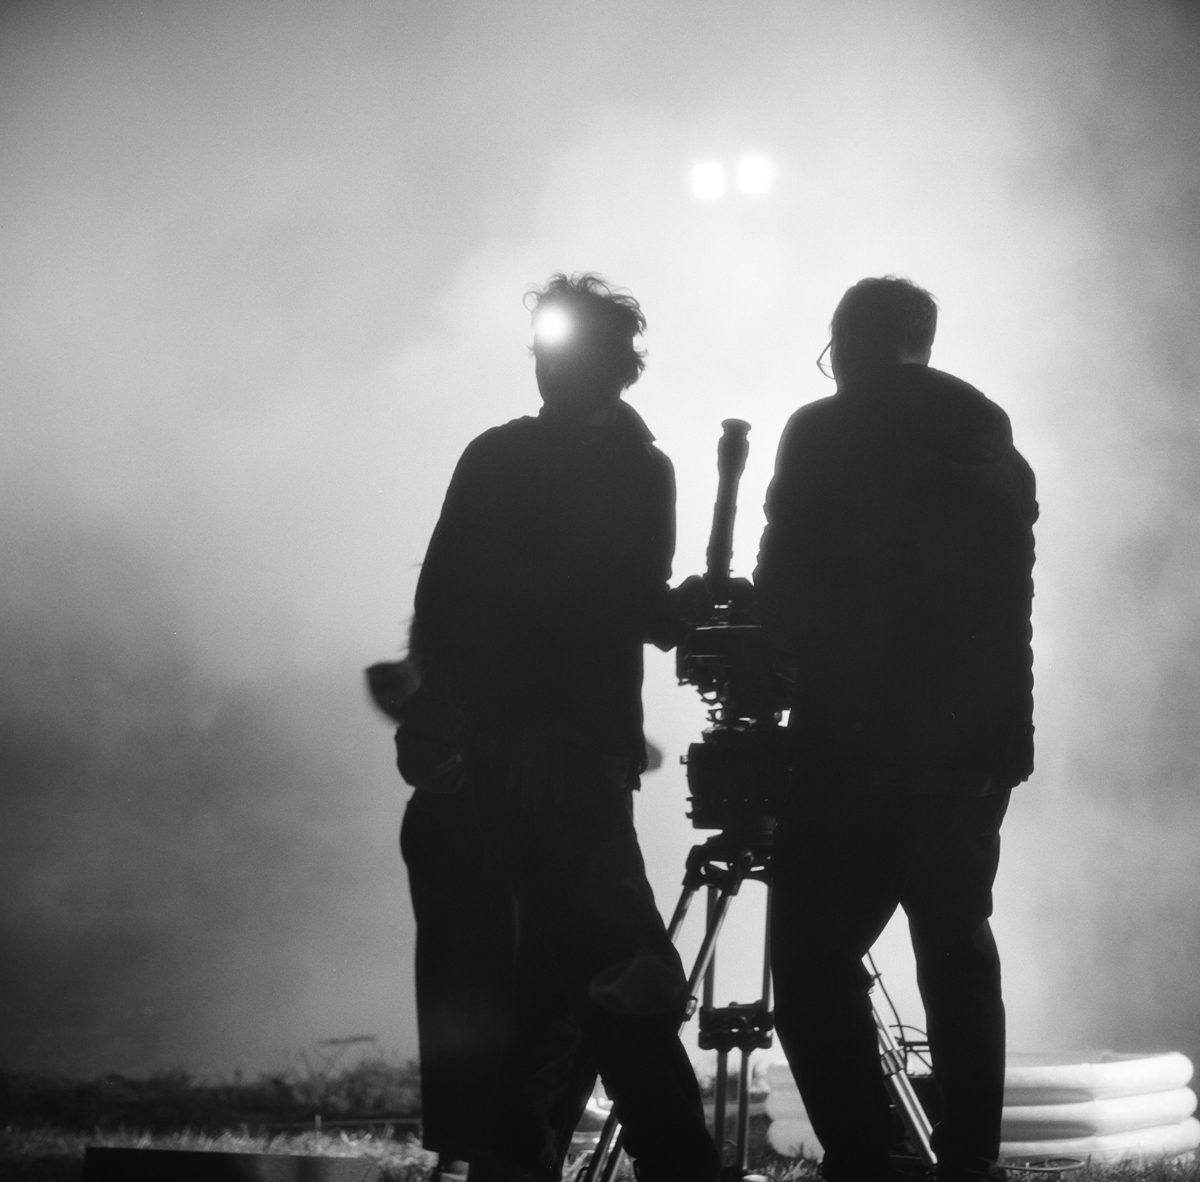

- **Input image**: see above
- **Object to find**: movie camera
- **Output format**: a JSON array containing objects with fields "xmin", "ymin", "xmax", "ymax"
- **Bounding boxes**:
[{"xmin": 675, "ymin": 419, "xmax": 791, "ymax": 835}]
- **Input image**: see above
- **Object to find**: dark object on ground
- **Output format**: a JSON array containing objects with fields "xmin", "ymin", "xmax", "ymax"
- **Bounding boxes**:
[{"xmin": 84, "ymin": 1145, "xmax": 379, "ymax": 1181}]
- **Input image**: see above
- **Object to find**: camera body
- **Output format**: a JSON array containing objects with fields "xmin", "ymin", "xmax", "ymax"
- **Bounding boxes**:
[
  {"xmin": 676, "ymin": 622, "xmax": 786, "ymax": 726},
  {"xmin": 682, "ymin": 721, "xmax": 790, "ymax": 834},
  {"xmin": 677, "ymin": 614, "xmax": 792, "ymax": 834}
]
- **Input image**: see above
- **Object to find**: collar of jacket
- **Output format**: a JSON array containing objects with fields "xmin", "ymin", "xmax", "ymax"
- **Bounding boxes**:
[{"xmin": 535, "ymin": 399, "xmax": 656, "ymax": 446}]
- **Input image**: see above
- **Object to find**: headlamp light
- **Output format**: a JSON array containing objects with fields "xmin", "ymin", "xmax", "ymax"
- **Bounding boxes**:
[{"xmin": 533, "ymin": 304, "xmax": 573, "ymax": 348}]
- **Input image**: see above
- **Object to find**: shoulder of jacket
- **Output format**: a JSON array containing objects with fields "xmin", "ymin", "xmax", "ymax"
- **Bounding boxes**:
[
  {"xmin": 899, "ymin": 365, "xmax": 1012, "ymax": 426},
  {"xmin": 474, "ymin": 414, "xmax": 540, "ymax": 443},
  {"xmin": 788, "ymin": 393, "xmax": 841, "ymax": 424},
  {"xmin": 645, "ymin": 436, "xmax": 674, "ymax": 470},
  {"xmin": 458, "ymin": 415, "xmax": 539, "ymax": 461},
  {"xmin": 780, "ymin": 394, "xmax": 845, "ymax": 447}
]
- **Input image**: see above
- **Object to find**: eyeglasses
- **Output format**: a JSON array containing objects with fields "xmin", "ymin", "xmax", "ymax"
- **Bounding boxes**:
[{"xmin": 816, "ymin": 340, "xmax": 834, "ymax": 380}]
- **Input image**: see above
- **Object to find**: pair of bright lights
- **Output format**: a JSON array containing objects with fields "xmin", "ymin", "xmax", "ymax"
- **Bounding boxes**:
[{"xmin": 691, "ymin": 155, "xmax": 773, "ymax": 200}]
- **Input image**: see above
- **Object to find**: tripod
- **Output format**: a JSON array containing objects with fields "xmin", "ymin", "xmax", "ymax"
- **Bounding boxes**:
[{"xmin": 580, "ymin": 816, "xmax": 937, "ymax": 1181}]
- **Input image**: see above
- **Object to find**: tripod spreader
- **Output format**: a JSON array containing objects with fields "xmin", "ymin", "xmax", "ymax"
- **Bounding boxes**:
[{"xmin": 697, "ymin": 1000, "xmax": 774, "ymax": 1054}]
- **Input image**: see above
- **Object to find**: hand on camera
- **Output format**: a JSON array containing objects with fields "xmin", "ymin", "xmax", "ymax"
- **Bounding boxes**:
[
  {"xmin": 725, "ymin": 576, "xmax": 757, "ymax": 618},
  {"xmin": 668, "ymin": 574, "xmax": 716, "ymax": 627}
]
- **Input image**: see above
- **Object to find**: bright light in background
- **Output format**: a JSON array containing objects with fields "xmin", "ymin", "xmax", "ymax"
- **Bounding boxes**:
[
  {"xmin": 691, "ymin": 155, "xmax": 774, "ymax": 199},
  {"xmin": 691, "ymin": 160, "xmax": 726, "ymax": 200},
  {"xmin": 736, "ymin": 154, "xmax": 773, "ymax": 195}
]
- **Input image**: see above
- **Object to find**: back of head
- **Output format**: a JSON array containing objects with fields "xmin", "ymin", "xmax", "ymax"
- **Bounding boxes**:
[
  {"xmin": 830, "ymin": 275, "xmax": 937, "ymax": 384},
  {"xmin": 527, "ymin": 272, "xmax": 647, "ymax": 393}
]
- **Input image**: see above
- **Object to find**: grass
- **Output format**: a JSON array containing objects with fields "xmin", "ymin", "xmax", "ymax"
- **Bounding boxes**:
[
  {"xmin": 0, "ymin": 1052, "xmax": 427, "ymax": 1180},
  {"xmin": 0, "ymin": 1124, "xmax": 435, "ymax": 1181},
  {"xmin": 1, "ymin": 1056, "xmax": 1197, "ymax": 1182},
  {"xmin": 8, "ymin": 1127, "xmax": 1198, "ymax": 1182}
]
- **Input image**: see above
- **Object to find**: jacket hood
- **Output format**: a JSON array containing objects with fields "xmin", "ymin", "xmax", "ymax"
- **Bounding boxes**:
[{"xmin": 843, "ymin": 363, "xmax": 1013, "ymax": 466}]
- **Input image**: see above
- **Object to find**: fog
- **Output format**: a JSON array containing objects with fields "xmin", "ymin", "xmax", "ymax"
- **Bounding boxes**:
[{"xmin": 2, "ymin": 0, "xmax": 1198, "ymax": 1081}]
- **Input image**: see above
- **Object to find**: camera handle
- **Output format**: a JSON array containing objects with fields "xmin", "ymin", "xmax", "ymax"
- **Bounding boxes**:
[{"xmin": 705, "ymin": 419, "xmax": 751, "ymax": 605}]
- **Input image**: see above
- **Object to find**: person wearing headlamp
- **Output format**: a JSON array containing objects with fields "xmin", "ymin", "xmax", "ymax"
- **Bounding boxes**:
[{"xmin": 397, "ymin": 273, "xmax": 717, "ymax": 1182}]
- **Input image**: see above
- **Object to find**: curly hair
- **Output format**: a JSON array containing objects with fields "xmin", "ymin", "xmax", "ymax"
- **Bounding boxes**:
[{"xmin": 525, "ymin": 272, "xmax": 647, "ymax": 390}]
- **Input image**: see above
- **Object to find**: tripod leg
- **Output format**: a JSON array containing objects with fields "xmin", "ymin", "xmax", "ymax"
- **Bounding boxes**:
[
  {"xmin": 582, "ymin": 867, "xmax": 748, "ymax": 1182},
  {"xmin": 873, "ymin": 995, "xmax": 936, "ymax": 1167},
  {"xmin": 726, "ymin": 877, "xmax": 773, "ymax": 1174},
  {"xmin": 692, "ymin": 868, "xmax": 770, "ymax": 1174},
  {"xmin": 665, "ymin": 875, "xmax": 701, "ymax": 943},
  {"xmin": 733, "ymin": 1050, "xmax": 753, "ymax": 1170},
  {"xmin": 712, "ymin": 1045, "xmax": 728, "ymax": 1162},
  {"xmin": 686, "ymin": 876, "xmax": 741, "ymax": 994},
  {"xmin": 588, "ymin": 1119, "xmax": 622, "ymax": 1182}
]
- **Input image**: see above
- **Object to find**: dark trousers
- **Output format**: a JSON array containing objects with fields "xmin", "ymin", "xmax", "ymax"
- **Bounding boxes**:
[
  {"xmin": 401, "ymin": 790, "xmax": 593, "ymax": 1172},
  {"xmin": 769, "ymin": 789, "xmax": 1011, "ymax": 1182},
  {"xmin": 465, "ymin": 750, "xmax": 721, "ymax": 1182}
]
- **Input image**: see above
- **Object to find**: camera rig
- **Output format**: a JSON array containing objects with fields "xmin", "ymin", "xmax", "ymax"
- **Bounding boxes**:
[
  {"xmin": 666, "ymin": 420, "xmax": 934, "ymax": 1174},
  {"xmin": 584, "ymin": 420, "xmax": 936, "ymax": 1181},
  {"xmin": 675, "ymin": 418, "xmax": 791, "ymax": 835}
]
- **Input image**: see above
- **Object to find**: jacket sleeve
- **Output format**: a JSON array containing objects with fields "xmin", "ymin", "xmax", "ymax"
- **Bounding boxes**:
[
  {"xmin": 753, "ymin": 408, "xmax": 829, "ymax": 670},
  {"xmin": 395, "ymin": 442, "xmax": 496, "ymax": 789},
  {"xmin": 641, "ymin": 448, "xmax": 686, "ymax": 651},
  {"xmin": 995, "ymin": 444, "xmax": 1039, "ymax": 784},
  {"xmin": 411, "ymin": 433, "xmax": 498, "ymax": 704}
]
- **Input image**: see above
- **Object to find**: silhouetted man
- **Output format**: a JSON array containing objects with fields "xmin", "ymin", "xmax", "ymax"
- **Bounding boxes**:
[
  {"xmin": 381, "ymin": 631, "xmax": 577, "ymax": 1182},
  {"xmin": 404, "ymin": 274, "xmax": 720, "ymax": 1182},
  {"xmin": 755, "ymin": 277, "xmax": 1037, "ymax": 1182}
]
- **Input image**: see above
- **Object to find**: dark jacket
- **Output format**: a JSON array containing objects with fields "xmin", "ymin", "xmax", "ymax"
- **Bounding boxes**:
[
  {"xmin": 412, "ymin": 401, "xmax": 679, "ymax": 776},
  {"xmin": 754, "ymin": 364, "xmax": 1038, "ymax": 795}
]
